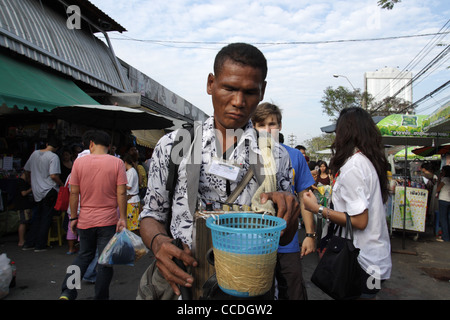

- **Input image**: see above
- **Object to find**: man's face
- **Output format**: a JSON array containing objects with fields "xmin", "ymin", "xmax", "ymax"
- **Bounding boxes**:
[
  {"xmin": 299, "ymin": 149, "xmax": 306, "ymax": 157},
  {"xmin": 207, "ymin": 60, "xmax": 266, "ymax": 132},
  {"xmin": 253, "ymin": 114, "xmax": 281, "ymax": 139}
]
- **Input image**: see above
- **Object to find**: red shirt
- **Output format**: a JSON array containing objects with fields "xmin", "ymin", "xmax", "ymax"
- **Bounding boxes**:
[{"xmin": 70, "ymin": 154, "xmax": 127, "ymax": 229}]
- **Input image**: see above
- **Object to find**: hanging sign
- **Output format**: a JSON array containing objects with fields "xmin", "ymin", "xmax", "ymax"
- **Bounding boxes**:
[{"xmin": 392, "ymin": 186, "xmax": 428, "ymax": 232}]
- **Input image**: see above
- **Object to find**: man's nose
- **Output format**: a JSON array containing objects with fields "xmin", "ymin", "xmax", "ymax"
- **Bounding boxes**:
[{"xmin": 232, "ymin": 91, "xmax": 245, "ymax": 108}]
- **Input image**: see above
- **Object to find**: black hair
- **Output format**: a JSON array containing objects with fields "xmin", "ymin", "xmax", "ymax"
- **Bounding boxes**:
[
  {"xmin": 46, "ymin": 135, "xmax": 61, "ymax": 149},
  {"xmin": 442, "ymin": 165, "xmax": 450, "ymax": 178},
  {"xmin": 330, "ymin": 107, "xmax": 389, "ymax": 203},
  {"xmin": 122, "ymin": 153, "xmax": 135, "ymax": 165},
  {"xmin": 82, "ymin": 130, "xmax": 111, "ymax": 148},
  {"xmin": 214, "ymin": 43, "xmax": 267, "ymax": 80}
]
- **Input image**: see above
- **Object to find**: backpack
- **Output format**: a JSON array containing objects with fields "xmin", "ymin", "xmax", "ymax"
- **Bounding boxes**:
[
  {"xmin": 164, "ymin": 122, "xmax": 201, "ymax": 235},
  {"xmin": 137, "ymin": 122, "xmax": 201, "ymax": 301}
]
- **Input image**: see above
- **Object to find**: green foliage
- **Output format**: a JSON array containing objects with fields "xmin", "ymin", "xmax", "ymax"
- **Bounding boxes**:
[
  {"xmin": 320, "ymin": 86, "xmax": 361, "ymax": 121},
  {"xmin": 320, "ymin": 85, "xmax": 410, "ymax": 122},
  {"xmin": 377, "ymin": 0, "xmax": 401, "ymax": 10}
]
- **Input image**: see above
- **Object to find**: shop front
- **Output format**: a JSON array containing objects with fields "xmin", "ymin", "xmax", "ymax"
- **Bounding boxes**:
[{"xmin": 0, "ymin": 51, "xmax": 101, "ymax": 214}]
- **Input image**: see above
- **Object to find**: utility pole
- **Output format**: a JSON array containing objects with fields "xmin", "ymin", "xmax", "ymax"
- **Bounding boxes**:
[{"xmin": 288, "ymin": 133, "xmax": 296, "ymax": 148}]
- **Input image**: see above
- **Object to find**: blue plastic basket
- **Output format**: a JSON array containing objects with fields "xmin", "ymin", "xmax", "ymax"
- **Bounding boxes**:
[{"xmin": 206, "ymin": 213, "xmax": 286, "ymax": 297}]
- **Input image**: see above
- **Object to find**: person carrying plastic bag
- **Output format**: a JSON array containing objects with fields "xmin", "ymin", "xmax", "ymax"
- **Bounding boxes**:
[{"xmin": 99, "ymin": 228, "xmax": 148, "ymax": 266}]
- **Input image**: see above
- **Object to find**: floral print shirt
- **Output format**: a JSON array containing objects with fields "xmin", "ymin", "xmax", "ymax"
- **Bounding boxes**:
[{"xmin": 139, "ymin": 116, "xmax": 292, "ymax": 246}]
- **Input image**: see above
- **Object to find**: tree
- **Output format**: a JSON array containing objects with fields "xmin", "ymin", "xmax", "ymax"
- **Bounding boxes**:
[
  {"xmin": 370, "ymin": 96, "xmax": 411, "ymax": 115},
  {"xmin": 320, "ymin": 86, "xmax": 374, "ymax": 121},
  {"xmin": 305, "ymin": 133, "xmax": 335, "ymax": 161},
  {"xmin": 320, "ymin": 86, "xmax": 360, "ymax": 121},
  {"xmin": 377, "ymin": 0, "xmax": 401, "ymax": 10},
  {"xmin": 320, "ymin": 86, "xmax": 411, "ymax": 121}
]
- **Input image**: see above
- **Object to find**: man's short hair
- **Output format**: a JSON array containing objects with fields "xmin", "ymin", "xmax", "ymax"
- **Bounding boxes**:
[
  {"xmin": 47, "ymin": 135, "xmax": 61, "ymax": 149},
  {"xmin": 214, "ymin": 43, "xmax": 268, "ymax": 80},
  {"xmin": 295, "ymin": 145, "xmax": 306, "ymax": 151},
  {"xmin": 83, "ymin": 130, "xmax": 111, "ymax": 148},
  {"xmin": 251, "ymin": 102, "xmax": 282, "ymax": 126}
]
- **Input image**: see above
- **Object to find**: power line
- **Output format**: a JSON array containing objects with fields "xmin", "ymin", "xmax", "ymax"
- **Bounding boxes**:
[
  {"xmin": 416, "ymin": 94, "xmax": 450, "ymax": 113},
  {"xmin": 395, "ymin": 45, "xmax": 450, "ymax": 99},
  {"xmin": 371, "ymin": 19, "xmax": 450, "ymax": 102},
  {"xmin": 400, "ymin": 79, "xmax": 450, "ymax": 113},
  {"xmin": 102, "ymin": 31, "xmax": 450, "ymax": 47},
  {"xmin": 370, "ymin": 42, "xmax": 450, "ymax": 113}
]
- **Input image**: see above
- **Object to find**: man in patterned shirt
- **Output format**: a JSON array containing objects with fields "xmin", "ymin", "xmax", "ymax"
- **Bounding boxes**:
[{"xmin": 139, "ymin": 43, "xmax": 301, "ymax": 297}]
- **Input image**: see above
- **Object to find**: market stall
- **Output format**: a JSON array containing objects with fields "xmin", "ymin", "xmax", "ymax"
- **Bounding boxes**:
[{"xmin": 377, "ymin": 113, "xmax": 450, "ymax": 248}]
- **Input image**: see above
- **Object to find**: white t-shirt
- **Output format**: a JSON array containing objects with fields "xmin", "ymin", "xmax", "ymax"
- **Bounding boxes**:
[
  {"xmin": 24, "ymin": 150, "xmax": 61, "ymax": 202},
  {"xmin": 439, "ymin": 177, "xmax": 450, "ymax": 202},
  {"xmin": 126, "ymin": 167, "xmax": 140, "ymax": 203},
  {"xmin": 331, "ymin": 152, "xmax": 392, "ymax": 280}
]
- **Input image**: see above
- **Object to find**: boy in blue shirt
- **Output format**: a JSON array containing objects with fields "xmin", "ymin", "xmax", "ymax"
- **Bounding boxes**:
[{"xmin": 252, "ymin": 102, "xmax": 316, "ymax": 300}]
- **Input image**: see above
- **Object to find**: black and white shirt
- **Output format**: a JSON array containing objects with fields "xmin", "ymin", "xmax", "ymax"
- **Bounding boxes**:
[{"xmin": 139, "ymin": 116, "xmax": 292, "ymax": 246}]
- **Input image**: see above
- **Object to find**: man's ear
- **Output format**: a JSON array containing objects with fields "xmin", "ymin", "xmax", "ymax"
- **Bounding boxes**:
[
  {"xmin": 207, "ymin": 73, "xmax": 214, "ymax": 95},
  {"xmin": 260, "ymin": 80, "xmax": 267, "ymax": 101}
]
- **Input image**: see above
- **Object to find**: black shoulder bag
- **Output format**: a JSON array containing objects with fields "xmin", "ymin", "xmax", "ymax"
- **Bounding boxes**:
[{"xmin": 311, "ymin": 212, "xmax": 362, "ymax": 300}]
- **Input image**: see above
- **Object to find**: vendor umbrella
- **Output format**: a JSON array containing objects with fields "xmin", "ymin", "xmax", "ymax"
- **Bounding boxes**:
[
  {"xmin": 412, "ymin": 143, "xmax": 450, "ymax": 157},
  {"xmin": 394, "ymin": 146, "xmax": 441, "ymax": 161},
  {"xmin": 422, "ymin": 102, "xmax": 450, "ymax": 133},
  {"xmin": 50, "ymin": 104, "xmax": 174, "ymax": 130},
  {"xmin": 377, "ymin": 114, "xmax": 450, "ymax": 146}
]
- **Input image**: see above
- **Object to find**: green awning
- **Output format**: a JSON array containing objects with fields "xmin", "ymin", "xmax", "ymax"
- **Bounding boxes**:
[{"xmin": 0, "ymin": 52, "xmax": 99, "ymax": 113}]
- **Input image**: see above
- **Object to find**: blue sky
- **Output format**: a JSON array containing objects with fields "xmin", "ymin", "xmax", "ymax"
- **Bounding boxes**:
[{"xmin": 91, "ymin": 0, "xmax": 449, "ymax": 146}]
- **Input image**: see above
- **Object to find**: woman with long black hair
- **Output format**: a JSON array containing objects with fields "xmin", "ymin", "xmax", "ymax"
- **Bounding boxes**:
[{"xmin": 303, "ymin": 107, "xmax": 392, "ymax": 299}]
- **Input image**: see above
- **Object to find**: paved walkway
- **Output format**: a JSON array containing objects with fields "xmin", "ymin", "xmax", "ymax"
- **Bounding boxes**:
[{"xmin": 1, "ymin": 227, "xmax": 449, "ymax": 300}]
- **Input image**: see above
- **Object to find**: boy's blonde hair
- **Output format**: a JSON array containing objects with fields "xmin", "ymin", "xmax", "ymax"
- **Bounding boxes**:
[{"xmin": 251, "ymin": 102, "xmax": 282, "ymax": 126}]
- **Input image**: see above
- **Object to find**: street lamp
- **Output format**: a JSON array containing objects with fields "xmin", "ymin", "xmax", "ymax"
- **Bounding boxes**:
[{"xmin": 333, "ymin": 74, "xmax": 356, "ymax": 91}]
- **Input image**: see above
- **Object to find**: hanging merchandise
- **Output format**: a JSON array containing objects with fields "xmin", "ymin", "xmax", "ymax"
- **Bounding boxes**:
[{"xmin": 0, "ymin": 253, "xmax": 12, "ymax": 299}]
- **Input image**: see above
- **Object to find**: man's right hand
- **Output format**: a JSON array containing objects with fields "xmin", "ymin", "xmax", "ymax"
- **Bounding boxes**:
[
  {"xmin": 140, "ymin": 217, "xmax": 198, "ymax": 296},
  {"xmin": 153, "ymin": 237, "xmax": 197, "ymax": 296}
]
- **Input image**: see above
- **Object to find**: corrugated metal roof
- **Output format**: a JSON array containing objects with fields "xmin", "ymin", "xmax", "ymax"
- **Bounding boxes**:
[
  {"xmin": 0, "ymin": 0, "xmax": 130, "ymax": 94},
  {"xmin": 42, "ymin": 0, "xmax": 127, "ymax": 33}
]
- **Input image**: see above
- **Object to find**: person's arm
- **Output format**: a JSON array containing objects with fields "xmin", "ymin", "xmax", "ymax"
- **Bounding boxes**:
[
  {"xmin": 299, "ymin": 189, "xmax": 315, "ymax": 257},
  {"xmin": 138, "ymin": 132, "xmax": 197, "ymax": 296},
  {"xmin": 140, "ymin": 217, "xmax": 197, "ymax": 296},
  {"xmin": 20, "ymin": 187, "xmax": 32, "ymax": 197},
  {"xmin": 116, "ymin": 184, "xmax": 127, "ymax": 231},
  {"xmin": 436, "ymin": 180, "xmax": 444, "ymax": 198},
  {"xmin": 302, "ymin": 190, "xmax": 368, "ymax": 230},
  {"xmin": 50, "ymin": 173, "xmax": 64, "ymax": 187},
  {"xmin": 69, "ymin": 184, "xmax": 80, "ymax": 234}
]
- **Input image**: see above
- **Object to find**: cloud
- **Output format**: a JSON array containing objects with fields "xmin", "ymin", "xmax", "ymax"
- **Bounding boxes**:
[{"xmin": 93, "ymin": 0, "xmax": 450, "ymax": 144}]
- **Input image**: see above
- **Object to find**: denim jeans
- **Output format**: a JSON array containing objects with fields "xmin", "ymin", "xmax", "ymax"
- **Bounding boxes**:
[
  {"xmin": 83, "ymin": 250, "xmax": 98, "ymax": 283},
  {"xmin": 439, "ymin": 200, "xmax": 450, "ymax": 242},
  {"xmin": 60, "ymin": 225, "xmax": 116, "ymax": 300},
  {"xmin": 24, "ymin": 188, "xmax": 57, "ymax": 250}
]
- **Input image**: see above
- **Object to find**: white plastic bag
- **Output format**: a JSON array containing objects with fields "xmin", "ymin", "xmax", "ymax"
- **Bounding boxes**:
[
  {"xmin": 0, "ymin": 253, "xmax": 12, "ymax": 299},
  {"xmin": 98, "ymin": 229, "xmax": 149, "ymax": 266}
]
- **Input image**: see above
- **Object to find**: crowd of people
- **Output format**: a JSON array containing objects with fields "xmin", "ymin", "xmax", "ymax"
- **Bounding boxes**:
[
  {"xmin": 18, "ymin": 137, "xmax": 150, "ymax": 251},
  {"xmin": 9, "ymin": 42, "xmax": 449, "ymax": 301},
  {"xmin": 14, "ymin": 130, "xmax": 152, "ymax": 299}
]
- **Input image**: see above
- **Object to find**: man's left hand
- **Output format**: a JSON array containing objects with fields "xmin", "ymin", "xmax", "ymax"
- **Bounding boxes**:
[{"xmin": 259, "ymin": 191, "xmax": 301, "ymax": 245}]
